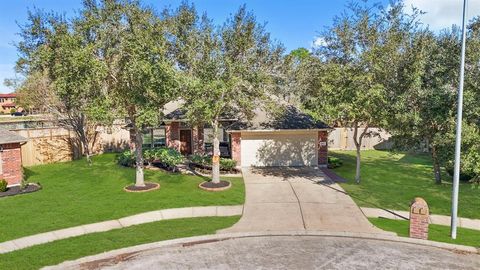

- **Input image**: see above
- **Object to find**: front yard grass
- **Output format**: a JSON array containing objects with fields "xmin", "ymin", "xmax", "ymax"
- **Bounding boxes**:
[
  {"xmin": 0, "ymin": 153, "xmax": 244, "ymax": 242},
  {"xmin": 331, "ymin": 150, "xmax": 480, "ymax": 219},
  {"xmin": 0, "ymin": 216, "xmax": 240, "ymax": 270},
  {"xmin": 369, "ymin": 217, "xmax": 480, "ymax": 248}
]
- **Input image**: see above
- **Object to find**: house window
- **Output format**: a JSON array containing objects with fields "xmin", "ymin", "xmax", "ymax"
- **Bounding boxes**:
[
  {"xmin": 142, "ymin": 130, "xmax": 153, "ymax": 148},
  {"xmin": 152, "ymin": 128, "xmax": 166, "ymax": 147},
  {"xmin": 203, "ymin": 128, "xmax": 225, "ymax": 143},
  {"xmin": 203, "ymin": 128, "xmax": 230, "ymax": 157},
  {"xmin": 142, "ymin": 128, "xmax": 166, "ymax": 148}
]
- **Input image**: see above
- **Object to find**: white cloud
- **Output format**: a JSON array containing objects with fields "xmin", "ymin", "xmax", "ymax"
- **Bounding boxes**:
[
  {"xmin": 403, "ymin": 0, "xmax": 480, "ymax": 31},
  {"xmin": 311, "ymin": 36, "xmax": 326, "ymax": 49}
]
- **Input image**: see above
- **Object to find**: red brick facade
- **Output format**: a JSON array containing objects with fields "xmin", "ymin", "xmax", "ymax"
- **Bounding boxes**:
[
  {"xmin": 0, "ymin": 143, "xmax": 23, "ymax": 186},
  {"xmin": 409, "ymin": 197, "xmax": 429, "ymax": 240},
  {"xmin": 230, "ymin": 132, "xmax": 241, "ymax": 167},
  {"xmin": 318, "ymin": 131, "xmax": 328, "ymax": 167},
  {"xmin": 165, "ymin": 122, "xmax": 180, "ymax": 151},
  {"xmin": 192, "ymin": 126, "xmax": 205, "ymax": 154}
]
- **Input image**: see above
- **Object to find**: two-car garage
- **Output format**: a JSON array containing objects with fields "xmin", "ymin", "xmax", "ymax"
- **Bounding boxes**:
[
  {"xmin": 230, "ymin": 129, "xmax": 329, "ymax": 168},
  {"xmin": 239, "ymin": 131, "xmax": 320, "ymax": 167}
]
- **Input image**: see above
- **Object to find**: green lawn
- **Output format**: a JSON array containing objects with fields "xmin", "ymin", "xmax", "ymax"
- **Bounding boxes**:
[
  {"xmin": 0, "ymin": 216, "xmax": 240, "ymax": 270},
  {"xmin": 332, "ymin": 150, "xmax": 480, "ymax": 219},
  {"xmin": 0, "ymin": 153, "xmax": 244, "ymax": 242},
  {"xmin": 369, "ymin": 217, "xmax": 480, "ymax": 248}
]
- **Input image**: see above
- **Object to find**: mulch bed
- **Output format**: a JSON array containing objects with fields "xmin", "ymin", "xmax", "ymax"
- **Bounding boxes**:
[
  {"xmin": 199, "ymin": 180, "xmax": 232, "ymax": 191},
  {"xmin": 124, "ymin": 182, "xmax": 160, "ymax": 193},
  {"xmin": 0, "ymin": 183, "xmax": 41, "ymax": 198}
]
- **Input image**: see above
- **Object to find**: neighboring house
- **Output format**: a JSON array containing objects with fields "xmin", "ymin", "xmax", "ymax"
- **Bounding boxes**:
[
  {"xmin": 0, "ymin": 129, "xmax": 27, "ymax": 186},
  {"xmin": 151, "ymin": 102, "xmax": 330, "ymax": 167},
  {"xmin": 0, "ymin": 93, "xmax": 18, "ymax": 114}
]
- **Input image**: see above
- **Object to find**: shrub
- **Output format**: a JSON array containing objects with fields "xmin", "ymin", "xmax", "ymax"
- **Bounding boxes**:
[
  {"xmin": 327, "ymin": 156, "xmax": 343, "ymax": 169},
  {"xmin": 190, "ymin": 154, "xmax": 236, "ymax": 171},
  {"xmin": 116, "ymin": 150, "xmax": 135, "ymax": 167},
  {"xmin": 190, "ymin": 154, "xmax": 210, "ymax": 165},
  {"xmin": 220, "ymin": 158, "xmax": 237, "ymax": 171},
  {"xmin": 118, "ymin": 148, "xmax": 184, "ymax": 169},
  {"xmin": 0, "ymin": 179, "xmax": 7, "ymax": 192},
  {"xmin": 154, "ymin": 147, "xmax": 184, "ymax": 168},
  {"xmin": 445, "ymin": 165, "xmax": 476, "ymax": 182}
]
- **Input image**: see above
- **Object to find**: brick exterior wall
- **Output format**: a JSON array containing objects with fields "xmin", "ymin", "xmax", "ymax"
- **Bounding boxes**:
[
  {"xmin": 0, "ymin": 143, "xmax": 23, "ymax": 186},
  {"xmin": 192, "ymin": 126, "xmax": 205, "ymax": 154},
  {"xmin": 231, "ymin": 132, "xmax": 241, "ymax": 167},
  {"xmin": 409, "ymin": 197, "xmax": 429, "ymax": 240},
  {"xmin": 165, "ymin": 122, "xmax": 180, "ymax": 152},
  {"xmin": 318, "ymin": 130, "xmax": 328, "ymax": 167}
]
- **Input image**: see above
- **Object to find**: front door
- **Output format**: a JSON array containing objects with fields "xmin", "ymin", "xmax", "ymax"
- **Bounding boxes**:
[{"xmin": 179, "ymin": 129, "xmax": 192, "ymax": 155}]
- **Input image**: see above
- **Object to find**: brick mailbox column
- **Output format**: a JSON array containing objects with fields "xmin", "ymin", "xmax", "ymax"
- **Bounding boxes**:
[
  {"xmin": 318, "ymin": 131, "xmax": 328, "ymax": 167},
  {"xmin": 409, "ymin": 197, "xmax": 429, "ymax": 240}
]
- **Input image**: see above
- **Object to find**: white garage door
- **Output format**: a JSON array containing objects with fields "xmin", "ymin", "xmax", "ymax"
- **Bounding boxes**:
[{"xmin": 240, "ymin": 131, "xmax": 318, "ymax": 167}]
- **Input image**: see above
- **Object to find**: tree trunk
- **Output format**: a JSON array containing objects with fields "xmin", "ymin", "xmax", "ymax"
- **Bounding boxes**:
[
  {"xmin": 211, "ymin": 120, "xmax": 221, "ymax": 184},
  {"xmin": 353, "ymin": 123, "xmax": 368, "ymax": 184},
  {"xmin": 83, "ymin": 142, "xmax": 92, "ymax": 165},
  {"xmin": 355, "ymin": 144, "xmax": 361, "ymax": 184},
  {"xmin": 129, "ymin": 112, "xmax": 145, "ymax": 187},
  {"xmin": 431, "ymin": 145, "xmax": 442, "ymax": 185}
]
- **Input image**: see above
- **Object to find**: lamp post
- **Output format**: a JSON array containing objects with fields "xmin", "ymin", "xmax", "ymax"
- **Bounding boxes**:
[{"xmin": 451, "ymin": 0, "xmax": 468, "ymax": 240}]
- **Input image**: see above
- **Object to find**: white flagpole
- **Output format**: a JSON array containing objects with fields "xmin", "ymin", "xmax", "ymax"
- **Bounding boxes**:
[{"xmin": 451, "ymin": 0, "xmax": 468, "ymax": 240}]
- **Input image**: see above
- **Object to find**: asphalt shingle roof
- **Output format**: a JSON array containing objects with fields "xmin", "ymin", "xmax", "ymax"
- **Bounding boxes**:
[{"xmin": 0, "ymin": 128, "xmax": 27, "ymax": 144}]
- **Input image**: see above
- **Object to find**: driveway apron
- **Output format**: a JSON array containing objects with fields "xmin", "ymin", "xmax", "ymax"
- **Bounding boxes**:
[{"xmin": 220, "ymin": 167, "xmax": 388, "ymax": 234}]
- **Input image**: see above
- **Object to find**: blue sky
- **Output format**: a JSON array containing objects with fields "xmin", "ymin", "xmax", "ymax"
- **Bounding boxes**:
[{"xmin": 0, "ymin": 0, "xmax": 476, "ymax": 93}]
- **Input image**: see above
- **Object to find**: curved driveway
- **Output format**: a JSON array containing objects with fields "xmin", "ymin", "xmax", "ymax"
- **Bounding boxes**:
[{"xmin": 220, "ymin": 167, "xmax": 388, "ymax": 234}]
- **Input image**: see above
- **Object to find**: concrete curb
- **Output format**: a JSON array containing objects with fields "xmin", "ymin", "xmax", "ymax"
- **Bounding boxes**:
[
  {"xmin": 361, "ymin": 207, "xmax": 480, "ymax": 231},
  {"xmin": 42, "ymin": 230, "xmax": 480, "ymax": 270},
  {"xmin": 0, "ymin": 205, "xmax": 243, "ymax": 254}
]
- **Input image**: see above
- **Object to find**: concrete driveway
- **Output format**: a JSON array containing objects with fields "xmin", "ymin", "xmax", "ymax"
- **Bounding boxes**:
[
  {"xmin": 220, "ymin": 167, "xmax": 388, "ymax": 234},
  {"xmin": 64, "ymin": 235, "xmax": 480, "ymax": 270}
]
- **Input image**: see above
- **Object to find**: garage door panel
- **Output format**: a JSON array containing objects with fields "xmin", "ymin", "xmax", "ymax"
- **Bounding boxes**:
[{"xmin": 241, "ymin": 132, "xmax": 318, "ymax": 167}]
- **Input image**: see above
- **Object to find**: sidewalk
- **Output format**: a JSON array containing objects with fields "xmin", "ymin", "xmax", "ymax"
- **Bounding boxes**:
[
  {"xmin": 0, "ymin": 205, "xmax": 243, "ymax": 254},
  {"xmin": 361, "ymin": 207, "xmax": 480, "ymax": 231}
]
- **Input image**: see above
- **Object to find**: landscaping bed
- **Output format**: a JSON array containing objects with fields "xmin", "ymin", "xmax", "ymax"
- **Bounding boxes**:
[
  {"xmin": 189, "ymin": 162, "xmax": 240, "ymax": 175},
  {"xmin": 124, "ymin": 182, "xmax": 160, "ymax": 192},
  {"xmin": 199, "ymin": 180, "xmax": 232, "ymax": 191},
  {"xmin": 188, "ymin": 154, "xmax": 239, "ymax": 175},
  {"xmin": 0, "ymin": 183, "xmax": 41, "ymax": 198}
]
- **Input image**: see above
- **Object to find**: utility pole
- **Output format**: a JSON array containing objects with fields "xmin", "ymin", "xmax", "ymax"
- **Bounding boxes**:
[{"xmin": 451, "ymin": 0, "xmax": 468, "ymax": 240}]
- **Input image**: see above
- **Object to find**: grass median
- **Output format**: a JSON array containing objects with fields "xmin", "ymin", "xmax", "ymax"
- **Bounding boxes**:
[
  {"xmin": 0, "ymin": 153, "xmax": 244, "ymax": 242},
  {"xmin": 0, "ymin": 216, "xmax": 241, "ymax": 270}
]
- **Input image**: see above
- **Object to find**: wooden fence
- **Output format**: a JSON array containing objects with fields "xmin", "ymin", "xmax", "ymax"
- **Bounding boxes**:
[
  {"xmin": 328, "ymin": 127, "xmax": 392, "ymax": 151},
  {"xmin": 11, "ymin": 126, "xmax": 130, "ymax": 166}
]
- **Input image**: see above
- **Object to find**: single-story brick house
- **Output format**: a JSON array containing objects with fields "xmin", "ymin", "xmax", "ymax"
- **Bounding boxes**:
[
  {"xmin": 0, "ymin": 129, "xmax": 27, "ymax": 186},
  {"xmin": 150, "ymin": 102, "xmax": 330, "ymax": 167}
]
